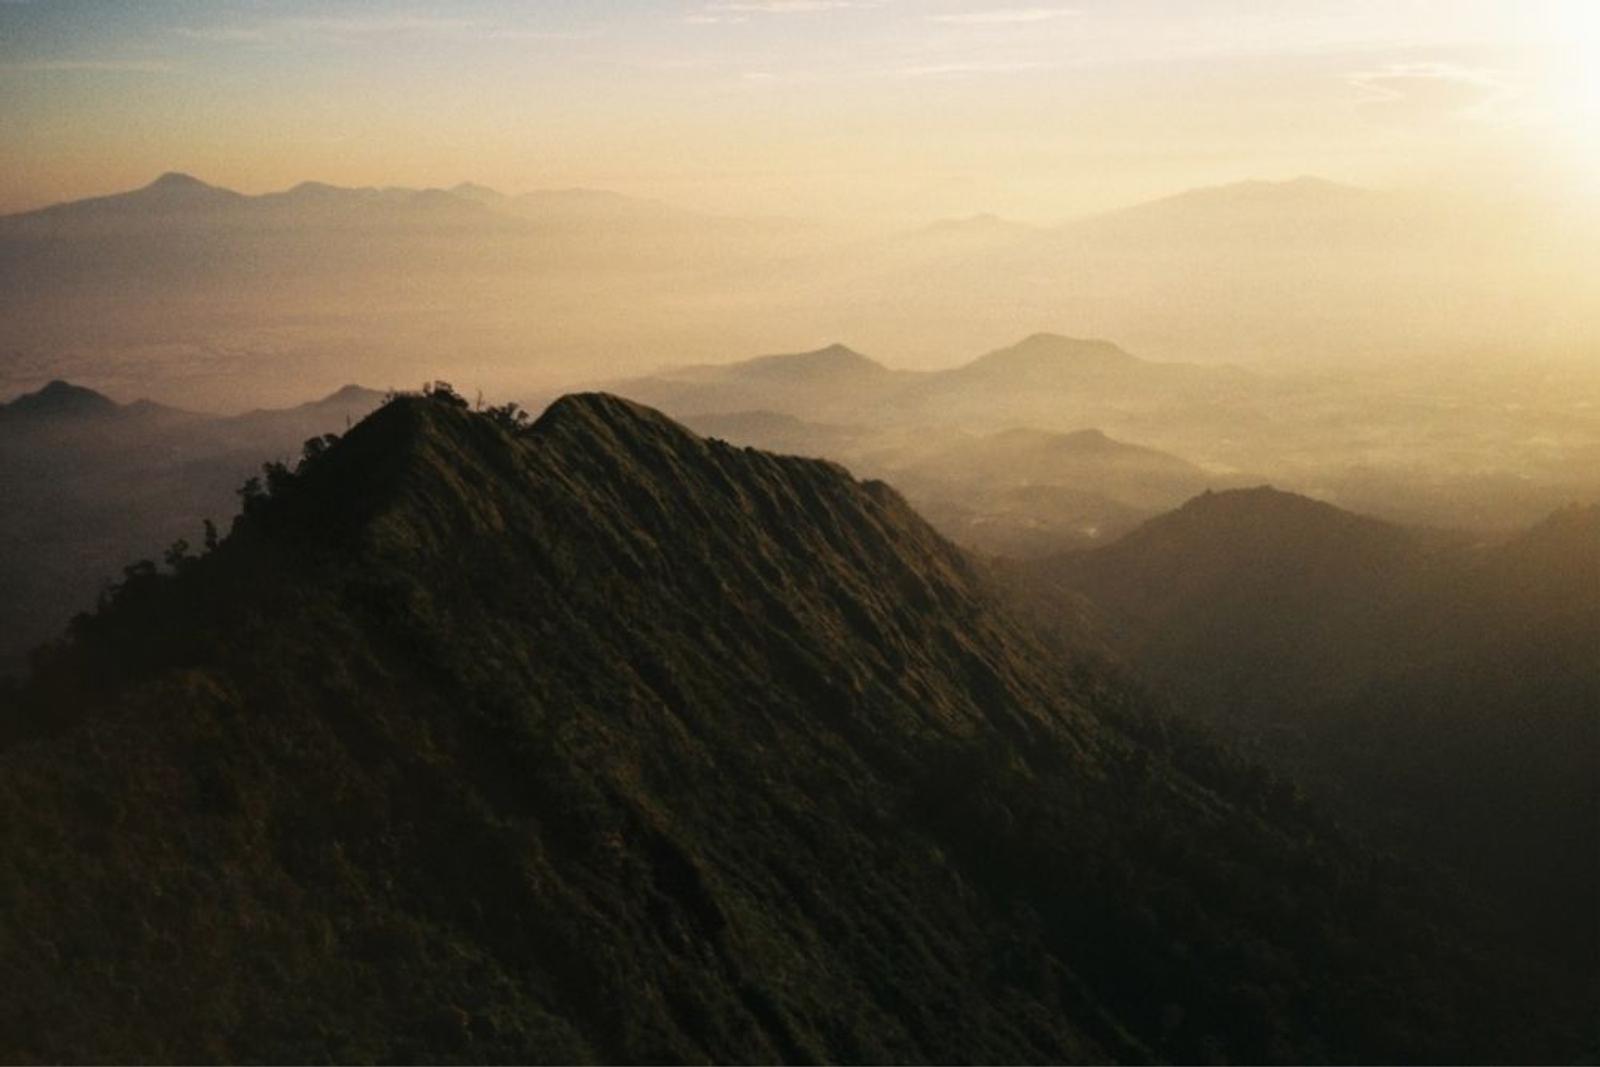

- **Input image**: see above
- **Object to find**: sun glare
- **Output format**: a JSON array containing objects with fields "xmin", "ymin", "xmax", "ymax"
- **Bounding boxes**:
[{"xmin": 1549, "ymin": 3, "xmax": 1600, "ymax": 124}]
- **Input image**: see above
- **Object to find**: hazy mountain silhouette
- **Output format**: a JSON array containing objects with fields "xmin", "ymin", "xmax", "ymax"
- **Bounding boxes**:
[
  {"xmin": 2, "ymin": 173, "xmax": 500, "ymax": 231},
  {"xmin": 616, "ymin": 337, "xmax": 1247, "ymax": 555},
  {"xmin": 654, "ymin": 342, "xmax": 891, "ymax": 383},
  {"xmin": 1062, "ymin": 176, "xmax": 1383, "ymax": 244},
  {"xmin": 782, "ymin": 177, "xmax": 1595, "ymax": 366},
  {"xmin": 4, "ymin": 171, "xmax": 1593, "ymax": 426},
  {"xmin": 14, "ymin": 172, "xmax": 248, "ymax": 222},
  {"xmin": 714, "ymin": 342, "xmax": 889, "ymax": 383},
  {"xmin": 0, "ymin": 381, "xmax": 385, "ymax": 674},
  {"xmin": 612, "ymin": 343, "xmax": 906, "ymax": 419},
  {"xmin": 0, "ymin": 391, "xmax": 1580, "ymax": 1062},
  {"xmin": 681, "ymin": 409, "xmax": 867, "ymax": 460},
  {"xmin": 948, "ymin": 333, "xmax": 1142, "ymax": 382},
  {"xmin": 1019, "ymin": 488, "xmax": 1599, "ymax": 975},
  {"xmin": 882, "ymin": 426, "xmax": 1218, "ymax": 555},
  {"xmin": 674, "ymin": 394, "xmax": 1221, "ymax": 557},
  {"xmin": 0, "ymin": 379, "xmax": 124, "ymax": 420},
  {"xmin": 0, "ymin": 173, "xmax": 740, "ymax": 238},
  {"xmin": 616, "ymin": 332, "xmax": 1246, "ymax": 427}
]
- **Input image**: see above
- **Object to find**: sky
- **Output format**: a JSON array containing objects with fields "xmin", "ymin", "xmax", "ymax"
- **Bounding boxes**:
[{"xmin": 0, "ymin": 0, "xmax": 1595, "ymax": 220}]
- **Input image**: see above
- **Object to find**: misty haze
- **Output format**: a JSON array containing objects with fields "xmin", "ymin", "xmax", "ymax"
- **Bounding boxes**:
[{"xmin": 1, "ymin": 1, "xmax": 1595, "ymax": 1064}]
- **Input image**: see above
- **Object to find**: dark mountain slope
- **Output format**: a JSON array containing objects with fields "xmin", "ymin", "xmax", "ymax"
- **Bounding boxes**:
[
  {"xmin": 0, "ymin": 394, "xmax": 1575, "ymax": 1062},
  {"xmin": 1022, "ymin": 489, "xmax": 1599, "ymax": 975},
  {"xmin": 1316, "ymin": 504, "xmax": 1600, "ymax": 966},
  {"xmin": 1034, "ymin": 487, "xmax": 1439, "ymax": 702}
]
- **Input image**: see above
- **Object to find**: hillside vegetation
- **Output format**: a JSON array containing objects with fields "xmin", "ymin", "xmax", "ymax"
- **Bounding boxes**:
[{"xmin": 0, "ymin": 392, "xmax": 1583, "ymax": 1062}]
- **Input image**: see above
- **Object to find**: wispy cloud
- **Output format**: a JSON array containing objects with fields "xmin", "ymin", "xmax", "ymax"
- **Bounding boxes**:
[
  {"xmin": 708, "ymin": 0, "xmax": 867, "ymax": 10},
  {"xmin": 1, "ymin": 58, "xmax": 174, "ymax": 72},
  {"xmin": 175, "ymin": 26, "xmax": 270, "ymax": 44},
  {"xmin": 687, "ymin": 0, "xmax": 876, "ymax": 22},
  {"xmin": 175, "ymin": 13, "xmax": 589, "ymax": 46},
  {"xmin": 895, "ymin": 59, "xmax": 1046, "ymax": 77},
  {"xmin": 1348, "ymin": 62, "xmax": 1517, "ymax": 122},
  {"xmin": 927, "ymin": 7, "xmax": 1079, "ymax": 25},
  {"xmin": 276, "ymin": 15, "xmax": 485, "ymax": 38}
]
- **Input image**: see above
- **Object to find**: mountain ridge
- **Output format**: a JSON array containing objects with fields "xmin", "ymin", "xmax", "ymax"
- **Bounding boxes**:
[
  {"xmin": 0, "ymin": 173, "xmax": 703, "ymax": 229},
  {"xmin": 1, "ymin": 389, "xmax": 1572, "ymax": 1062}
]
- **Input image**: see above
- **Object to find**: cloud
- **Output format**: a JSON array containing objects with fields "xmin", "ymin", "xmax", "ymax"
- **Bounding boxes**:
[
  {"xmin": 175, "ymin": 13, "xmax": 589, "ymax": 46},
  {"xmin": 927, "ymin": 7, "xmax": 1079, "ymax": 25},
  {"xmin": 175, "ymin": 26, "xmax": 270, "ymax": 44},
  {"xmin": 278, "ymin": 15, "xmax": 485, "ymax": 38},
  {"xmin": 2, "ymin": 59, "xmax": 173, "ymax": 72},
  {"xmin": 1348, "ymin": 62, "xmax": 1517, "ymax": 123},
  {"xmin": 687, "ymin": 0, "xmax": 874, "ymax": 20},
  {"xmin": 895, "ymin": 60, "xmax": 1046, "ymax": 77},
  {"xmin": 708, "ymin": 0, "xmax": 865, "ymax": 10}
]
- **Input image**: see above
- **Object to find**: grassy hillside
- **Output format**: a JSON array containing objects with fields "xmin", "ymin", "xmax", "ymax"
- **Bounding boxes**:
[{"xmin": 0, "ymin": 392, "xmax": 1581, "ymax": 1062}]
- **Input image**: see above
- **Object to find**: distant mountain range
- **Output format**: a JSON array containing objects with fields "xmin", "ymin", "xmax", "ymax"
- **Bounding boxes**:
[
  {"xmin": 0, "ymin": 171, "xmax": 710, "ymax": 234},
  {"xmin": 1, "ymin": 390, "xmax": 1583, "ymax": 1061},
  {"xmin": 612, "ymin": 332, "xmax": 1250, "ymax": 428},
  {"xmin": 0, "ymin": 170, "xmax": 791, "ymax": 309},
  {"xmin": 611, "ymin": 333, "xmax": 1256, "ymax": 555},
  {"xmin": 2, "ymin": 172, "xmax": 1593, "ymax": 409}
]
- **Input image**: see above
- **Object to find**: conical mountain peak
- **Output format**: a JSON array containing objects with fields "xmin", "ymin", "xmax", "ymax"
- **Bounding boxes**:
[
  {"xmin": 147, "ymin": 171, "xmax": 211, "ymax": 191},
  {"xmin": 1, "ymin": 379, "xmax": 119, "ymax": 418},
  {"xmin": 728, "ymin": 342, "xmax": 887, "ymax": 381},
  {"xmin": 135, "ymin": 172, "xmax": 240, "ymax": 204}
]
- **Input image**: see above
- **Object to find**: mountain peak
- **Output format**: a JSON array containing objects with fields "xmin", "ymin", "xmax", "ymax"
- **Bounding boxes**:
[
  {"xmin": 285, "ymin": 180, "xmax": 350, "ymax": 197},
  {"xmin": 728, "ymin": 343, "xmax": 887, "ymax": 382},
  {"xmin": 1148, "ymin": 486, "xmax": 1410, "ymax": 550},
  {"xmin": 147, "ymin": 171, "xmax": 211, "ymax": 191},
  {"xmin": 814, "ymin": 341, "xmax": 868, "ymax": 361},
  {"xmin": 447, "ymin": 181, "xmax": 505, "ymax": 206},
  {"xmin": 1, "ymin": 379, "xmax": 119, "ymax": 419},
  {"xmin": 962, "ymin": 334, "xmax": 1137, "ymax": 378},
  {"xmin": 316, "ymin": 384, "xmax": 385, "ymax": 405},
  {"xmin": 1179, "ymin": 485, "xmax": 1339, "ymax": 517},
  {"xmin": 1017, "ymin": 331, "xmax": 1129, "ymax": 354},
  {"xmin": 532, "ymin": 390, "xmax": 688, "ymax": 441},
  {"xmin": 122, "ymin": 171, "xmax": 242, "ymax": 208}
]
